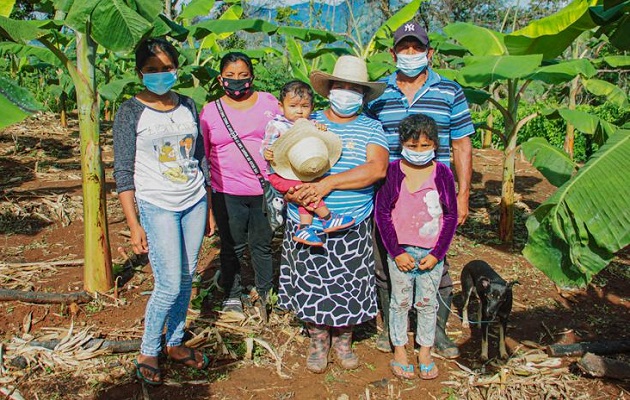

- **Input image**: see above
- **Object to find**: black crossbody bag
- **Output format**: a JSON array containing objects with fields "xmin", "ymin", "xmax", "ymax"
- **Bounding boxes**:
[{"xmin": 215, "ymin": 100, "xmax": 286, "ymax": 232}]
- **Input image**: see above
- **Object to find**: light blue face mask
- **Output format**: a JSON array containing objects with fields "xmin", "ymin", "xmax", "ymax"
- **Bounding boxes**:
[
  {"xmin": 142, "ymin": 71, "xmax": 177, "ymax": 95},
  {"xmin": 401, "ymin": 147, "xmax": 435, "ymax": 166},
  {"xmin": 329, "ymin": 88, "xmax": 364, "ymax": 117},
  {"xmin": 396, "ymin": 52, "xmax": 429, "ymax": 78}
]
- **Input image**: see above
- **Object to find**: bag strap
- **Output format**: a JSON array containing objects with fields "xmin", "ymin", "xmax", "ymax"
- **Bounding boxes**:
[{"xmin": 215, "ymin": 100, "xmax": 266, "ymax": 189}]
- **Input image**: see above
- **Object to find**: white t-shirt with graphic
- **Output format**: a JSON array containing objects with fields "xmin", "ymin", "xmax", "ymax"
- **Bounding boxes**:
[{"xmin": 113, "ymin": 97, "xmax": 207, "ymax": 211}]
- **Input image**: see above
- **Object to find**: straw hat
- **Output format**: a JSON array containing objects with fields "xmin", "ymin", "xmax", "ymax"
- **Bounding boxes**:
[
  {"xmin": 270, "ymin": 119, "xmax": 342, "ymax": 182},
  {"xmin": 310, "ymin": 55, "xmax": 386, "ymax": 103}
]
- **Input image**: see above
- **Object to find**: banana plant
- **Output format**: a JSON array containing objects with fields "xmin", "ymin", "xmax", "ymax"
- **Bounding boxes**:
[
  {"xmin": 0, "ymin": 0, "xmax": 176, "ymax": 293},
  {"xmin": 443, "ymin": 0, "xmax": 606, "ymax": 244},
  {"xmin": 523, "ymin": 128, "xmax": 630, "ymax": 287}
]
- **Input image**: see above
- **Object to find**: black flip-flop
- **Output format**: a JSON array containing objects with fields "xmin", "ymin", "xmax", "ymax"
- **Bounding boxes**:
[
  {"xmin": 169, "ymin": 347, "xmax": 210, "ymax": 370},
  {"xmin": 133, "ymin": 360, "xmax": 162, "ymax": 386}
]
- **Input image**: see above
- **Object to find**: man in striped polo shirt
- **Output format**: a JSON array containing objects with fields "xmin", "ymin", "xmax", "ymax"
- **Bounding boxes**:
[{"xmin": 366, "ymin": 20, "xmax": 474, "ymax": 359}]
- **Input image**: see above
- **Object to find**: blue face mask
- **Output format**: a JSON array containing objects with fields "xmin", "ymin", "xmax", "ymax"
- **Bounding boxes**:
[
  {"xmin": 329, "ymin": 88, "xmax": 364, "ymax": 117},
  {"xmin": 142, "ymin": 71, "xmax": 177, "ymax": 95},
  {"xmin": 396, "ymin": 52, "xmax": 429, "ymax": 78},
  {"xmin": 401, "ymin": 147, "xmax": 435, "ymax": 166}
]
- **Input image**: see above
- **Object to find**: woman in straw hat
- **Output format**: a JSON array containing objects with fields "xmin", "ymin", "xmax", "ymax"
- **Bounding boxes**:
[
  {"xmin": 199, "ymin": 52, "xmax": 280, "ymax": 315},
  {"xmin": 277, "ymin": 55, "xmax": 389, "ymax": 373}
]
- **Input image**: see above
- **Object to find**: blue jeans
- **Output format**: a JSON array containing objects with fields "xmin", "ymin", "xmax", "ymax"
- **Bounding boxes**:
[
  {"xmin": 211, "ymin": 192, "xmax": 273, "ymax": 300},
  {"xmin": 137, "ymin": 196, "xmax": 207, "ymax": 357},
  {"xmin": 388, "ymin": 246, "xmax": 444, "ymax": 347}
]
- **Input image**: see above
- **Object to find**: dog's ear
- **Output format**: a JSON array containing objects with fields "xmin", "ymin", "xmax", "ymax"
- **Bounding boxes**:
[{"xmin": 479, "ymin": 277, "xmax": 491, "ymax": 289}]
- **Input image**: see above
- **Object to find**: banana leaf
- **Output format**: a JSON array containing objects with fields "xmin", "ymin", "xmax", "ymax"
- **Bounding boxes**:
[
  {"xmin": 0, "ymin": 74, "xmax": 43, "ymax": 129},
  {"xmin": 520, "ymin": 137, "xmax": 577, "ymax": 187},
  {"xmin": 458, "ymin": 55, "xmax": 543, "ymax": 88},
  {"xmin": 443, "ymin": 22, "xmax": 506, "ymax": 56},
  {"xmin": 505, "ymin": 0, "xmax": 598, "ymax": 59},
  {"xmin": 528, "ymin": 59, "xmax": 597, "ymax": 84},
  {"xmin": 557, "ymin": 108, "xmax": 618, "ymax": 145},
  {"xmin": 177, "ymin": 0, "xmax": 216, "ymax": 21},
  {"xmin": 277, "ymin": 26, "xmax": 341, "ymax": 44},
  {"xmin": 99, "ymin": 77, "xmax": 138, "ymax": 102},
  {"xmin": 523, "ymin": 129, "xmax": 630, "ymax": 288},
  {"xmin": 582, "ymin": 78, "xmax": 629, "ymax": 108},
  {"xmin": 190, "ymin": 18, "xmax": 277, "ymax": 40},
  {"xmin": 0, "ymin": 0, "xmax": 15, "ymax": 17},
  {"xmin": 603, "ymin": 55, "xmax": 630, "ymax": 67}
]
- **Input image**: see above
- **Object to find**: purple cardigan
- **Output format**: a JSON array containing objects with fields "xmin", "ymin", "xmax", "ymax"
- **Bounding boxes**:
[{"xmin": 375, "ymin": 160, "xmax": 458, "ymax": 261}]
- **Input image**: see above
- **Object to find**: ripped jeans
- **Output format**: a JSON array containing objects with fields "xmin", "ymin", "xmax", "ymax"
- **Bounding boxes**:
[{"xmin": 387, "ymin": 246, "xmax": 444, "ymax": 347}]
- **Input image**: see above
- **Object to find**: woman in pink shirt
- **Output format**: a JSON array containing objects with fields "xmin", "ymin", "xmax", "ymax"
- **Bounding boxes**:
[{"xmin": 200, "ymin": 52, "xmax": 280, "ymax": 314}]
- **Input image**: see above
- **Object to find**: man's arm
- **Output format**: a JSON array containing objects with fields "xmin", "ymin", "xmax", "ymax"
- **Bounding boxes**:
[{"xmin": 452, "ymin": 136, "xmax": 472, "ymax": 225}]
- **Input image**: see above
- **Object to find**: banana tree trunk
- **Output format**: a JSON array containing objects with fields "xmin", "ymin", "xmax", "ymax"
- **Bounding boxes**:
[
  {"xmin": 483, "ymin": 109, "xmax": 494, "ymax": 148},
  {"xmin": 60, "ymin": 92, "xmax": 68, "ymax": 128},
  {"xmin": 564, "ymin": 75, "xmax": 579, "ymax": 159},
  {"xmin": 499, "ymin": 128, "xmax": 516, "ymax": 244},
  {"xmin": 498, "ymin": 79, "xmax": 520, "ymax": 244},
  {"xmin": 497, "ymin": 80, "xmax": 538, "ymax": 244},
  {"xmin": 75, "ymin": 30, "xmax": 113, "ymax": 293}
]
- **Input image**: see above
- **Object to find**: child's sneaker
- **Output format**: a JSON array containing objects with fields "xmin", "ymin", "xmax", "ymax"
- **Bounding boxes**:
[
  {"xmin": 293, "ymin": 226, "xmax": 324, "ymax": 246},
  {"xmin": 322, "ymin": 212, "xmax": 355, "ymax": 233}
]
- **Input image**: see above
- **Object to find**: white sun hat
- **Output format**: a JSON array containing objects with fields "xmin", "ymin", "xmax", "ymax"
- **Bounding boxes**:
[
  {"xmin": 270, "ymin": 119, "xmax": 342, "ymax": 182},
  {"xmin": 309, "ymin": 55, "xmax": 386, "ymax": 103}
]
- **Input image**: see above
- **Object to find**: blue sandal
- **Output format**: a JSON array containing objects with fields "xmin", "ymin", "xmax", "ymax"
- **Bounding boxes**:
[
  {"xmin": 419, "ymin": 361, "xmax": 439, "ymax": 380},
  {"xmin": 390, "ymin": 360, "xmax": 415, "ymax": 380},
  {"xmin": 133, "ymin": 359, "xmax": 162, "ymax": 386},
  {"xmin": 168, "ymin": 347, "xmax": 210, "ymax": 370}
]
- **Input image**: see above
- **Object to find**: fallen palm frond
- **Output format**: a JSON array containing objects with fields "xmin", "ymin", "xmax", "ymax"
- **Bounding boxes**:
[{"xmin": 444, "ymin": 349, "xmax": 592, "ymax": 400}]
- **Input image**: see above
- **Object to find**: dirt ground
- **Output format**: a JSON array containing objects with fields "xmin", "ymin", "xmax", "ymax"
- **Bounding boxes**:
[{"xmin": 0, "ymin": 114, "xmax": 628, "ymax": 400}]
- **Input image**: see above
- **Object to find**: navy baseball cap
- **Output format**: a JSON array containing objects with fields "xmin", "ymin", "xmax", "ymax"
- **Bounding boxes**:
[{"xmin": 393, "ymin": 21, "xmax": 430, "ymax": 47}]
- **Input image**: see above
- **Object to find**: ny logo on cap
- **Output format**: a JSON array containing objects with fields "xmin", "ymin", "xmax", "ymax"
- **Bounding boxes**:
[{"xmin": 404, "ymin": 23, "xmax": 415, "ymax": 32}]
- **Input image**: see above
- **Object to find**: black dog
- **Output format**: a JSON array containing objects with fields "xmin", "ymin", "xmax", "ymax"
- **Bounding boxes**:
[{"xmin": 461, "ymin": 260, "xmax": 517, "ymax": 361}]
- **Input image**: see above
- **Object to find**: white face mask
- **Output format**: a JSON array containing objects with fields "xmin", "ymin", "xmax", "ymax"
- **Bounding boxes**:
[
  {"xmin": 401, "ymin": 147, "xmax": 435, "ymax": 166},
  {"xmin": 396, "ymin": 52, "xmax": 429, "ymax": 78},
  {"xmin": 329, "ymin": 88, "xmax": 364, "ymax": 117}
]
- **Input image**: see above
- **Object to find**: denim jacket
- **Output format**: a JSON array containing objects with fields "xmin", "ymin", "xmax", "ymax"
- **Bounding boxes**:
[{"xmin": 375, "ymin": 160, "xmax": 458, "ymax": 261}]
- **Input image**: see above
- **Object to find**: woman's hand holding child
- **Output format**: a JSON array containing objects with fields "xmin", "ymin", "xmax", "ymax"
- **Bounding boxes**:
[{"xmin": 263, "ymin": 148, "xmax": 274, "ymax": 162}]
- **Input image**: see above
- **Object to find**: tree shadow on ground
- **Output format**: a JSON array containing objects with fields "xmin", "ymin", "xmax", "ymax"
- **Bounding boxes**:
[
  {"xmin": 0, "ymin": 212, "xmax": 52, "ymax": 235},
  {"xmin": 0, "ymin": 157, "xmax": 35, "ymax": 190},
  {"xmin": 0, "ymin": 134, "xmax": 77, "ymax": 160}
]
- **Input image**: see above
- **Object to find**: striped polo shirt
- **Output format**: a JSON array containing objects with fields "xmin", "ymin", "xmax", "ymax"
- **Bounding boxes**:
[
  {"xmin": 365, "ymin": 69, "xmax": 475, "ymax": 166},
  {"xmin": 286, "ymin": 111, "xmax": 388, "ymax": 227}
]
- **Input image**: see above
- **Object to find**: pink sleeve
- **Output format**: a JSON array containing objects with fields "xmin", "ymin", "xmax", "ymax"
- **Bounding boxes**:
[{"xmin": 200, "ymin": 104, "xmax": 211, "ymax": 162}]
